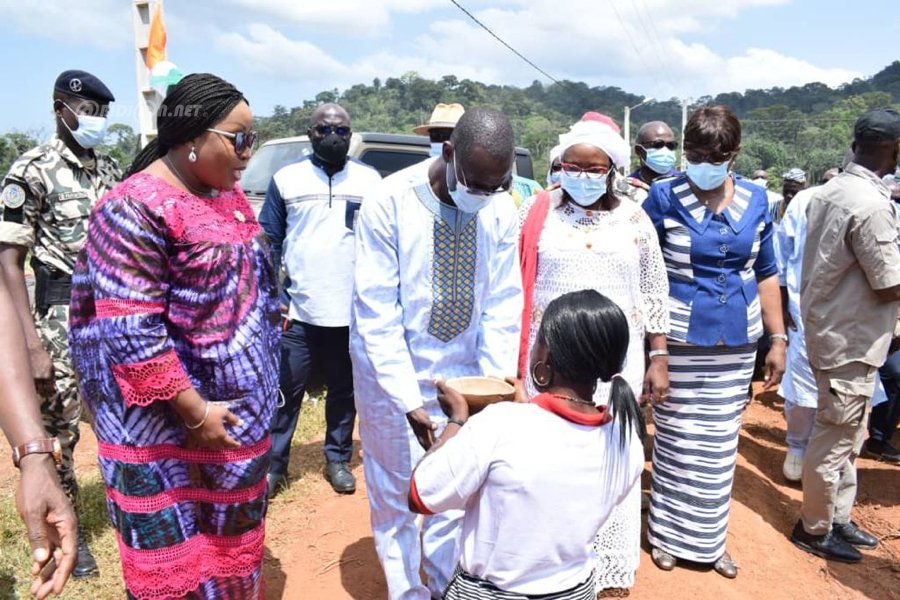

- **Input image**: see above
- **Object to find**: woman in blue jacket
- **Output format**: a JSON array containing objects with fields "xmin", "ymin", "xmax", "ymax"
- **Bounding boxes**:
[{"xmin": 642, "ymin": 105, "xmax": 786, "ymax": 579}]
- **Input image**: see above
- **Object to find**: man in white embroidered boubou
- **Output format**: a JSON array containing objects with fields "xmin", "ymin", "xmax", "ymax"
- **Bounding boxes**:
[{"xmin": 351, "ymin": 107, "xmax": 523, "ymax": 600}]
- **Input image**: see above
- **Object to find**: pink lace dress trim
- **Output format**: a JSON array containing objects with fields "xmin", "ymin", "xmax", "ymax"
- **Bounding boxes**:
[
  {"xmin": 118, "ymin": 522, "xmax": 265, "ymax": 600},
  {"xmin": 97, "ymin": 437, "xmax": 271, "ymax": 465},
  {"xmin": 106, "ymin": 479, "xmax": 267, "ymax": 514},
  {"xmin": 95, "ymin": 298, "xmax": 165, "ymax": 319},
  {"xmin": 110, "ymin": 349, "xmax": 191, "ymax": 407}
]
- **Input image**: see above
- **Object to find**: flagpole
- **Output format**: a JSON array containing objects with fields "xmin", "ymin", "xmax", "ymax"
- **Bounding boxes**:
[{"xmin": 132, "ymin": 0, "xmax": 162, "ymax": 148}]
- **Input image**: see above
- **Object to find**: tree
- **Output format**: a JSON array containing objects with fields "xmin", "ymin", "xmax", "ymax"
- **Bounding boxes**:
[
  {"xmin": 0, "ymin": 132, "xmax": 41, "ymax": 177},
  {"xmin": 99, "ymin": 124, "xmax": 139, "ymax": 169}
]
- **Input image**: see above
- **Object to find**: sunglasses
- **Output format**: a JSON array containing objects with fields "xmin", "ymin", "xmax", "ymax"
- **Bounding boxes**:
[
  {"xmin": 455, "ymin": 158, "xmax": 512, "ymax": 196},
  {"xmin": 639, "ymin": 140, "xmax": 678, "ymax": 151},
  {"xmin": 684, "ymin": 149, "xmax": 736, "ymax": 165},
  {"xmin": 313, "ymin": 124, "xmax": 351, "ymax": 137},
  {"xmin": 560, "ymin": 162, "xmax": 611, "ymax": 180},
  {"xmin": 207, "ymin": 128, "xmax": 258, "ymax": 153}
]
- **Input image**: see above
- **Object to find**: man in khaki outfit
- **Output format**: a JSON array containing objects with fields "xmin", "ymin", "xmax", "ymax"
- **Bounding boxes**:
[
  {"xmin": 791, "ymin": 108, "xmax": 900, "ymax": 562},
  {"xmin": 0, "ymin": 70, "xmax": 121, "ymax": 578}
]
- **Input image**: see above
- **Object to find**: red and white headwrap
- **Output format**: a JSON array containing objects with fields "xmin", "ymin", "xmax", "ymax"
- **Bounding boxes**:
[{"xmin": 558, "ymin": 118, "xmax": 630, "ymax": 169}]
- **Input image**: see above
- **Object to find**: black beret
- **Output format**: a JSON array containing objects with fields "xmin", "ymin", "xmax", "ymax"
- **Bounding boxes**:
[
  {"xmin": 854, "ymin": 108, "xmax": 900, "ymax": 143},
  {"xmin": 54, "ymin": 70, "xmax": 115, "ymax": 103}
]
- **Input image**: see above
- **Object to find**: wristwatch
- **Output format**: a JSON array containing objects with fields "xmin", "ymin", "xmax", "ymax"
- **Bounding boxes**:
[
  {"xmin": 12, "ymin": 438, "xmax": 62, "ymax": 469},
  {"xmin": 770, "ymin": 333, "xmax": 789, "ymax": 344}
]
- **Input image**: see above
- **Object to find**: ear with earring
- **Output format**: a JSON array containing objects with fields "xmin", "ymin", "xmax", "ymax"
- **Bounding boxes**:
[
  {"xmin": 188, "ymin": 145, "xmax": 198, "ymax": 163},
  {"xmin": 531, "ymin": 360, "xmax": 552, "ymax": 388}
]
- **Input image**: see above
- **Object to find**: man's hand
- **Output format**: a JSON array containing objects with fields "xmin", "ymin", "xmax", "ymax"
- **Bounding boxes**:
[
  {"xmin": 406, "ymin": 407, "xmax": 437, "ymax": 450},
  {"xmin": 17, "ymin": 454, "xmax": 77, "ymax": 600},
  {"xmin": 763, "ymin": 341, "xmax": 787, "ymax": 391},
  {"xmin": 28, "ymin": 346, "xmax": 55, "ymax": 397},
  {"xmin": 784, "ymin": 310, "xmax": 797, "ymax": 332}
]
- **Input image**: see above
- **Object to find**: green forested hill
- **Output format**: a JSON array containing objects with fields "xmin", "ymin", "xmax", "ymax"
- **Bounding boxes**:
[
  {"xmin": 253, "ymin": 60, "xmax": 900, "ymax": 183},
  {"xmin": 3, "ymin": 61, "xmax": 898, "ymax": 184}
]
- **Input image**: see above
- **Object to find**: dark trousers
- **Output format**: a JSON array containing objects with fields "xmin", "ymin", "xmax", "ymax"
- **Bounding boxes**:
[
  {"xmin": 872, "ymin": 350, "xmax": 900, "ymax": 443},
  {"xmin": 269, "ymin": 321, "xmax": 355, "ymax": 476}
]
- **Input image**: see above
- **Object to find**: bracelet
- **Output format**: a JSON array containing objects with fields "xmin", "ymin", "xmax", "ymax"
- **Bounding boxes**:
[
  {"xmin": 184, "ymin": 402, "xmax": 210, "ymax": 430},
  {"xmin": 447, "ymin": 417, "xmax": 466, "ymax": 428},
  {"xmin": 648, "ymin": 349, "xmax": 669, "ymax": 360},
  {"xmin": 770, "ymin": 333, "xmax": 789, "ymax": 344}
]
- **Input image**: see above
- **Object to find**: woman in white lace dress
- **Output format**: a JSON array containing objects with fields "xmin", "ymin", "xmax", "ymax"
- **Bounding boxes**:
[{"xmin": 519, "ymin": 118, "xmax": 670, "ymax": 595}]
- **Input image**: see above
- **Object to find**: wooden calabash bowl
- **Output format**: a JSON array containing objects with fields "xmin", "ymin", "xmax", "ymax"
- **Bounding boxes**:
[{"xmin": 444, "ymin": 376, "xmax": 516, "ymax": 414}]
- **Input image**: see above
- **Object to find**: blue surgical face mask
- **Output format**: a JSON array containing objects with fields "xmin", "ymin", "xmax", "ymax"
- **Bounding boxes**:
[
  {"xmin": 547, "ymin": 169, "xmax": 561, "ymax": 187},
  {"xmin": 560, "ymin": 171, "xmax": 608, "ymax": 207},
  {"xmin": 686, "ymin": 160, "xmax": 730, "ymax": 191},
  {"xmin": 62, "ymin": 102, "xmax": 108, "ymax": 149},
  {"xmin": 429, "ymin": 142, "xmax": 443, "ymax": 158},
  {"xmin": 446, "ymin": 155, "xmax": 505, "ymax": 213},
  {"xmin": 642, "ymin": 147, "xmax": 677, "ymax": 175}
]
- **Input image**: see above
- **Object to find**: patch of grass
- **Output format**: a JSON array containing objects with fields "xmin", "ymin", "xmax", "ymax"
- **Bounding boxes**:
[
  {"xmin": 0, "ymin": 395, "xmax": 328, "ymax": 599},
  {"xmin": 0, "ymin": 470, "xmax": 123, "ymax": 599}
]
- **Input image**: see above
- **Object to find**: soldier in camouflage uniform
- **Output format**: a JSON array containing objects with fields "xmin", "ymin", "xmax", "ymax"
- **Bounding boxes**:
[{"xmin": 0, "ymin": 70, "xmax": 121, "ymax": 578}]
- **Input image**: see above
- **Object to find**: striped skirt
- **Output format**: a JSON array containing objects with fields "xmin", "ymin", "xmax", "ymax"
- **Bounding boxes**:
[
  {"xmin": 443, "ymin": 566, "xmax": 595, "ymax": 600},
  {"xmin": 647, "ymin": 342, "xmax": 756, "ymax": 563}
]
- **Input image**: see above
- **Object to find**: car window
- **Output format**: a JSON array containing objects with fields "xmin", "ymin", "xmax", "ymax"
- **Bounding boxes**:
[
  {"xmin": 515, "ymin": 151, "xmax": 534, "ymax": 180},
  {"xmin": 241, "ymin": 141, "xmax": 312, "ymax": 195},
  {"xmin": 358, "ymin": 149, "xmax": 430, "ymax": 178}
]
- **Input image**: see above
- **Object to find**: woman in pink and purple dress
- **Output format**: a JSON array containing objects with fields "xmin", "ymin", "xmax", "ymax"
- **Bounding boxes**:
[{"xmin": 69, "ymin": 74, "xmax": 281, "ymax": 599}]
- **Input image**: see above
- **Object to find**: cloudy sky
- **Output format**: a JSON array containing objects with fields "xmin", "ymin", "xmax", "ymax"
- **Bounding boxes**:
[{"xmin": 1, "ymin": 0, "xmax": 897, "ymax": 134}]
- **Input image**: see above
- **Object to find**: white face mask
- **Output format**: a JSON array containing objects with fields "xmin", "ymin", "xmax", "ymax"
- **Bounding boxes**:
[
  {"xmin": 560, "ymin": 171, "xmax": 609, "ymax": 206},
  {"xmin": 429, "ymin": 142, "xmax": 444, "ymax": 158},
  {"xmin": 446, "ymin": 155, "xmax": 507, "ymax": 213},
  {"xmin": 62, "ymin": 102, "xmax": 108, "ymax": 149}
]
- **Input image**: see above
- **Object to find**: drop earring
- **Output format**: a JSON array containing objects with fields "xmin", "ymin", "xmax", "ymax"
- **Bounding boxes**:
[{"xmin": 188, "ymin": 146, "xmax": 197, "ymax": 162}]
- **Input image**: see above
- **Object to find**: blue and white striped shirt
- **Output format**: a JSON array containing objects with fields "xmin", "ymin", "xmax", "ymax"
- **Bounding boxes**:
[{"xmin": 642, "ymin": 175, "xmax": 777, "ymax": 346}]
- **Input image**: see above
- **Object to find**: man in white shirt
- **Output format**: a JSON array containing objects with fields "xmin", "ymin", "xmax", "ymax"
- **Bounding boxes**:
[
  {"xmin": 351, "ymin": 107, "xmax": 523, "ymax": 600},
  {"xmin": 259, "ymin": 103, "xmax": 382, "ymax": 497}
]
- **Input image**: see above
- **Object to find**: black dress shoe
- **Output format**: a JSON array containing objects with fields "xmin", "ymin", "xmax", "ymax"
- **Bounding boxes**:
[
  {"xmin": 790, "ymin": 520, "xmax": 861, "ymax": 563},
  {"xmin": 324, "ymin": 462, "xmax": 356, "ymax": 494},
  {"xmin": 833, "ymin": 521, "xmax": 878, "ymax": 548},
  {"xmin": 267, "ymin": 473, "xmax": 288, "ymax": 500},
  {"xmin": 862, "ymin": 439, "xmax": 900, "ymax": 463},
  {"xmin": 72, "ymin": 529, "xmax": 99, "ymax": 579}
]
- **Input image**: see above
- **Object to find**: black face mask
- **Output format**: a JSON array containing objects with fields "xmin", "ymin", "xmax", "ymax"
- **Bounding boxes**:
[{"xmin": 312, "ymin": 133, "xmax": 349, "ymax": 167}]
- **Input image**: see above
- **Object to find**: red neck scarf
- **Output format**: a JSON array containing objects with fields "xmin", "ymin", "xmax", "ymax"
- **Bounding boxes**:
[{"xmin": 532, "ymin": 392, "xmax": 612, "ymax": 426}]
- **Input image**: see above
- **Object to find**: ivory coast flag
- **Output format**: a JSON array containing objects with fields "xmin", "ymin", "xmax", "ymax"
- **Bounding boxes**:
[{"xmin": 145, "ymin": 2, "xmax": 166, "ymax": 70}]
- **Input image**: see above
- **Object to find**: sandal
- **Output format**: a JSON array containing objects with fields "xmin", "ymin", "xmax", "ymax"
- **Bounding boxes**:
[
  {"xmin": 713, "ymin": 551, "xmax": 738, "ymax": 579},
  {"xmin": 651, "ymin": 547, "xmax": 676, "ymax": 571},
  {"xmin": 596, "ymin": 588, "xmax": 630, "ymax": 598}
]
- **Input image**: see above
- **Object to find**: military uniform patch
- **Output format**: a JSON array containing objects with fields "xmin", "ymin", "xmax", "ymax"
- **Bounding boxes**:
[{"xmin": 1, "ymin": 183, "xmax": 27, "ymax": 210}]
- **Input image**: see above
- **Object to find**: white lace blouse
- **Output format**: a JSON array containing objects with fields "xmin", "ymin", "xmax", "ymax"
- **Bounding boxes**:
[{"xmin": 521, "ymin": 188, "xmax": 669, "ymax": 402}]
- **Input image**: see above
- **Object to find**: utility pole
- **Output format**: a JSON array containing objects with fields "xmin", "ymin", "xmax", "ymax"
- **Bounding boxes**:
[
  {"xmin": 680, "ymin": 97, "xmax": 691, "ymax": 170},
  {"xmin": 133, "ymin": 0, "xmax": 162, "ymax": 147},
  {"xmin": 623, "ymin": 97, "xmax": 654, "ymax": 171}
]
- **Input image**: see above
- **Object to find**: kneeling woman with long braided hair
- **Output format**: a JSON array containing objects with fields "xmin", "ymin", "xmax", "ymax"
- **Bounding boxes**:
[
  {"xmin": 69, "ymin": 73, "xmax": 281, "ymax": 599},
  {"xmin": 409, "ymin": 289, "xmax": 645, "ymax": 600}
]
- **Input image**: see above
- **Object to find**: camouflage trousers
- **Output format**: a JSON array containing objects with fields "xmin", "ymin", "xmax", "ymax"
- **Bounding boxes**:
[{"xmin": 34, "ymin": 303, "xmax": 82, "ymax": 509}]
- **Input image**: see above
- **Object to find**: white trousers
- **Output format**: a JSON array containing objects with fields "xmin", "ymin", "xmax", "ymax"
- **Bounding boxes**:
[{"xmin": 362, "ymin": 430, "xmax": 462, "ymax": 600}]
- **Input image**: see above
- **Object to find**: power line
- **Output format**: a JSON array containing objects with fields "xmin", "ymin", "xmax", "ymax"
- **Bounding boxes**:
[
  {"xmin": 447, "ymin": 0, "xmax": 561, "ymax": 85},
  {"xmin": 631, "ymin": 0, "xmax": 677, "ymax": 90},
  {"xmin": 606, "ymin": 0, "xmax": 662, "ymax": 92}
]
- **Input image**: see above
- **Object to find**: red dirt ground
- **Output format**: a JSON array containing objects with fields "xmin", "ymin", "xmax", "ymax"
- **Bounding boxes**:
[
  {"xmin": 264, "ymin": 385, "xmax": 899, "ymax": 599},
  {"xmin": 8, "ymin": 385, "xmax": 898, "ymax": 599}
]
